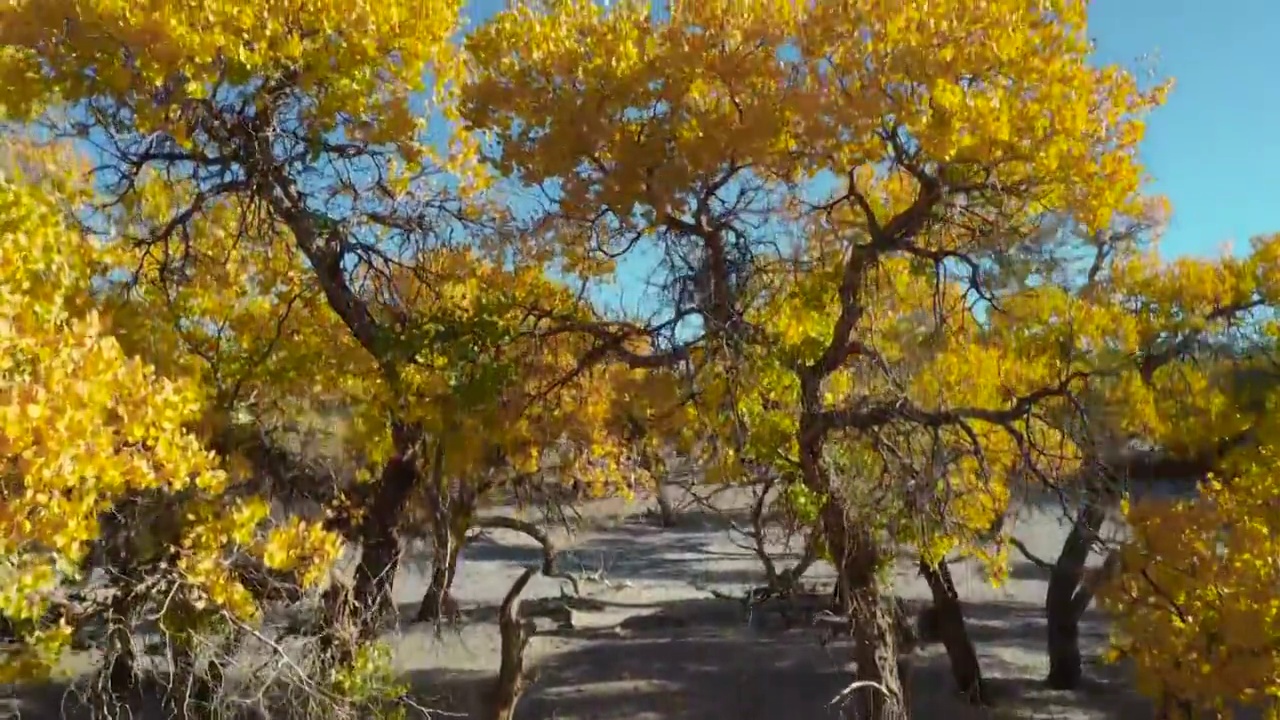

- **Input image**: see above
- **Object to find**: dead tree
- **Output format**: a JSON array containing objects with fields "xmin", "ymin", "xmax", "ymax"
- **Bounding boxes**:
[
  {"xmin": 683, "ymin": 467, "xmax": 819, "ymax": 597},
  {"xmin": 731, "ymin": 473, "xmax": 820, "ymax": 594}
]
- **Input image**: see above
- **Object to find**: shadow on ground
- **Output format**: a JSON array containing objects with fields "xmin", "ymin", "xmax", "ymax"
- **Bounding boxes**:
[
  {"xmin": 399, "ymin": 594, "xmax": 1152, "ymax": 720},
  {"xmin": 2, "ymin": 593, "xmax": 1153, "ymax": 720}
]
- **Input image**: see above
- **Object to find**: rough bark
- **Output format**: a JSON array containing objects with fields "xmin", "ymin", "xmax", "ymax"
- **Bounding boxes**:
[
  {"xmin": 799, "ymin": 367, "xmax": 907, "ymax": 718},
  {"xmin": 822, "ymin": 505, "xmax": 908, "ymax": 720},
  {"xmin": 919, "ymin": 559, "xmax": 988, "ymax": 704},
  {"xmin": 488, "ymin": 567, "xmax": 538, "ymax": 720},
  {"xmin": 846, "ymin": 579, "xmax": 908, "ymax": 720},
  {"xmin": 349, "ymin": 441, "xmax": 421, "ymax": 641}
]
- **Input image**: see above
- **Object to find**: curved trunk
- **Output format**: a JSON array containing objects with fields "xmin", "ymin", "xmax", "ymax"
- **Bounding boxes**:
[
  {"xmin": 919, "ymin": 559, "xmax": 988, "ymax": 704},
  {"xmin": 1045, "ymin": 502, "xmax": 1107, "ymax": 689},
  {"xmin": 318, "ymin": 432, "xmax": 425, "ymax": 669},
  {"xmin": 796, "ymin": 351, "xmax": 912, "ymax": 718},
  {"xmin": 488, "ymin": 567, "xmax": 538, "ymax": 720}
]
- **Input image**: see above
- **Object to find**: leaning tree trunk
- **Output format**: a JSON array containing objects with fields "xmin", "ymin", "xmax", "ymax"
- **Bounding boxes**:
[
  {"xmin": 1045, "ymin": 501, "xmax": 1107, "ymax": 689},
  {"xmin": 919, "ymin": 559, "xmax": 988, "ymax": 704},
  {"xmin": 317, "ymin": 448, "xmax": 420, "ymax": 668},
  {"xmin": 799, "ymin": 379, "xmax": 908, "ymax": 719}
]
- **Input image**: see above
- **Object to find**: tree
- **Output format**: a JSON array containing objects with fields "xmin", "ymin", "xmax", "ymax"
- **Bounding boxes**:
[
  {"xmin": 361, "ymin": 250, "xmax": 668, "ymax": 621},
  {"xmin": 0, "ymin": 145, "xmax": 342, "ymax": 713},
  {"xmin": 0, "ymin": 0, "xmax": 685, "ymax": 683},
  {"xmin": 985, "ymin": 208, "xmax": 1280, "ymax": 691},
  {"xmin": 0, "ymin": 0, "xmax": 482, "ymax": 647},
  {"xmin": 462, "ymin": 1, "xmax": 1166, "ymax": 715},
  {"xmin": 1093, "ymin": 234, "xmax": 1280, "ymax": 717}
]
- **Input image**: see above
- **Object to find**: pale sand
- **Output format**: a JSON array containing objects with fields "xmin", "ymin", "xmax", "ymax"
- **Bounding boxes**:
[
  {"xmin": 389, "ymin": 487, "xmax": 1151, "ymax": 720},
  {"xmin": 7, "ymin": 485, "xmax": 1165, "ymax": 719}
]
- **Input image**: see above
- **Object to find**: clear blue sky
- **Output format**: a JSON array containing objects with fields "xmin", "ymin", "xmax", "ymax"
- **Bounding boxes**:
[
  {"xmin": 1088, "ymin": 0, "xmax": 1279, "ymax": 258},
  {"xmin": 461, "ymin": 1, "xmax": 1279, "ymax": 261}
]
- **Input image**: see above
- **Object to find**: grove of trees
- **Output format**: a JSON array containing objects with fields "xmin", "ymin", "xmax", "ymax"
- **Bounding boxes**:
[{"xmin": 1, "ymin": 1, "xmax": 1278, "ymax": 719}]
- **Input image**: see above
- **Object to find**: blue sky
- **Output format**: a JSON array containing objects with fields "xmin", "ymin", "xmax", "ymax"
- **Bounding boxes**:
[
  {"xmin": 1088, "ymin": 0, "xmax": 1278, "ymax": 259},
  {"xmin": 462, "ymin": 0, "xmax": 1279, "ymax": 263}
]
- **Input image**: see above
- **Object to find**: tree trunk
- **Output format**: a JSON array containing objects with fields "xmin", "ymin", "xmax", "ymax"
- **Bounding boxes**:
[
  {"xmin": 94, "ymin": 579, "xmax": 139, "ymax": 720},
  {"xmin": 654, "ymin": 481, "xmax": 678, "ymax": 527},
  {"xmin": 823, "ymin": 507, "xmax": 908, "ymax": 720},
  {"xmin": 416, "ymin": 517, "xmax": 464, "ymax": 623},
  {"xmin": 797, "ymin": 366, "xmax": 906, "ymax": 718},
  {"xmin": 846, "ymin": 580, "xmax": 908, "ymax": 720},
  {"xmin": 350, "ymin": 444, "xmax": 421, "ymax": 640},
  {"xmin": 1045, "ymin": 501, "xmax": 1106, "ymax": 689},
  {"xmin": 488, "ymin": 567, "xmax": 537, "ymax": 720},
  {"xmin": 919, "ymin": 559, "xmax": 988, "ymax": 704}
]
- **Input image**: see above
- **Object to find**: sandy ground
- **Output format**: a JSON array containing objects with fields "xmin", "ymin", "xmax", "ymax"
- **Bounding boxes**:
[
  {"xmin": 7, "ymin": 486, "xmax": 1164, "ymax": 720},
  {"xmin": 389, "ymin": 487, "xmax": 1152, "ymax": 720}
]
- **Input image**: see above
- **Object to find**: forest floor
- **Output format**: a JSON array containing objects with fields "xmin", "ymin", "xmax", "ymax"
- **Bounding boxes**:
[
  {"xmin": 7, "ymin": 484, "xmax": 1170, "ymax": 720},
  {"xmin": 386, "ymin": 485, "xmax": 1152, "ymax": 720}
]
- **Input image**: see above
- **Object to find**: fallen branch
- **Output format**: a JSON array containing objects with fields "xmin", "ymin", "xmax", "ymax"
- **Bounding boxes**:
[{"xmin": 473, "ymin": 515, "xmax": 580, "ymax": 596}]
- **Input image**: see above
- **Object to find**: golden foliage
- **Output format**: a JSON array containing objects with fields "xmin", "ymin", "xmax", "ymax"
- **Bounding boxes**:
[
  {"xmin": 2, "ymin": 1, "xmax": 1279, "ymax": 715},
  {"xmin": 0, "ymin": 160, "xmax": 343, "ymax": 681}
]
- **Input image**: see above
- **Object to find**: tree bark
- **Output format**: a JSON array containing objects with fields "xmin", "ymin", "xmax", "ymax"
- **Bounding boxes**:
[
  {"xmin": 823, "ymin": 506, "xmax": 908, "ymax": 720},
  {"xmin": 847, "ymin": 580, "xmax": 908, "ymax": 720},
  {"xmin": 919, "ymin": 559, "xmax": 988, "ymax": 704},
  {"xmin": 1045, "ymin": 501, "xmax": 1106, "ymax": 689},
  {"xmin": 350, "ymin": 441, "xmax": 421, "ymax": 640}
]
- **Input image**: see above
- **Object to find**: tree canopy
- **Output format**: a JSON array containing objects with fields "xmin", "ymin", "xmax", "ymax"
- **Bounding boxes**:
[{"xmin": 0, "ymin": 1, "xmax": 1276, "ymax": 718}]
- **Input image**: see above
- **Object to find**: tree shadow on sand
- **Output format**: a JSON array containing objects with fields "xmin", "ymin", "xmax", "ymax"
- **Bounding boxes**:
[{"xmin": 400, "ymin": 594, "xmax": 1157, "ymax": 720}]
